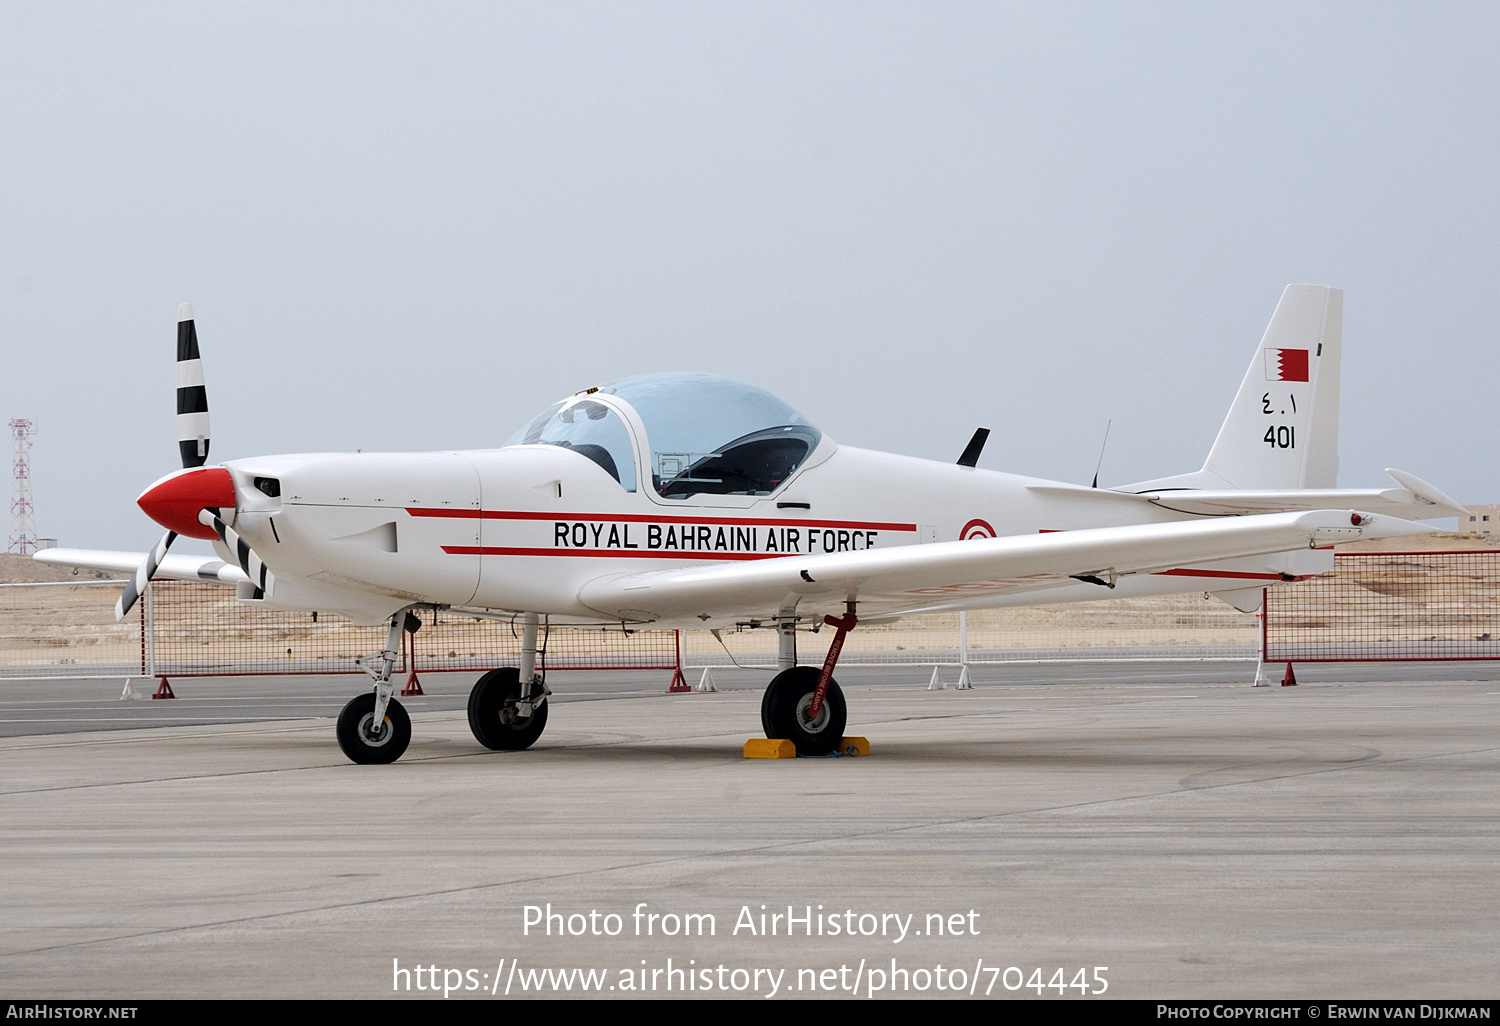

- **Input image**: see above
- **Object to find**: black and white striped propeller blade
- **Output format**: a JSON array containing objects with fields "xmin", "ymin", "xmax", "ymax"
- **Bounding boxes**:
[
  {"xmin": 116, "ymin": 530, "xmax": 177, "ymax": 621},
  {"xmin": 176, "ymin": 303, "xmax": 210, "ymax": 469},
  {"xmin": 199, "ymin": 507, "xmax": 271, "ymax": 599},
  {"xmin": 115, "ymin": 302, "xmax": 218, "ymax": 620}
]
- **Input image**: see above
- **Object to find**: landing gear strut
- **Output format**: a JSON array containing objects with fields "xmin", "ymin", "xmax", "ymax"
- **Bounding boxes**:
[
  {"xmin": 337, "ymin": 612, "xmax": 414, "ymax": 764},
  {"xmin": 761, "ymin": 610, "xmax": 856, "ymax": 756},
  {"xmin": 467, "ymin": 612, "xmax": 551, "ymax": 752}
]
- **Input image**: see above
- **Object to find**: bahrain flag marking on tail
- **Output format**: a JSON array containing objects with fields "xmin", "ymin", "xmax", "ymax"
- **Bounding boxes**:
[{"xmin": 1264, "ymin": 348, "xmax": 1309, "ymax": 382}]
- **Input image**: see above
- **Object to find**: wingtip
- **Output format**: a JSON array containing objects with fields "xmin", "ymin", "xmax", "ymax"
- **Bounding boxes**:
[{"xmin": 178, "ymin": 302, "xmax": 194, "ymax": 322}]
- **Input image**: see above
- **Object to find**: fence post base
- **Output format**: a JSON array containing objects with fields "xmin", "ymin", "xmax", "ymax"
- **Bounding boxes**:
[
  {"xmin": 927, "ymin": 666, "xmax": 946, "ymax": 691},
  {"xmin": 1281, "ymin": 662, "xmax": 1298, "ymax": 687},
  {"xmin": 694, "ymin": 667, "xmax": 718, "ymax": 693},
  {"xmin": 399, "ymin": 629, "xmax": 424, "ymax": 695},
  {"xmin": 1253, "ymin": 660, "xmax": 1275, "ymax": 687},
  {"xmin": 667, "ymin": 630, "xmax": 691, "ymax": 692},
  {"xmin": 152, "ymin": 677, "xmax": 176, "ymax": 700}
]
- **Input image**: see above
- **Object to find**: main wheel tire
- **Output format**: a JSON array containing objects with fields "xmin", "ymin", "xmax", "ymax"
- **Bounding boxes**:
[
  {"xmin": 762, "ymin": 666, "xmax": 847, "ymax": 756},
  {"xmin": 467, "ymin": 667, "xmax": 549, "ymax": 751},
  {"xmin": 336, "ymin": 692, "xmax": 412, "ymax": 765}
]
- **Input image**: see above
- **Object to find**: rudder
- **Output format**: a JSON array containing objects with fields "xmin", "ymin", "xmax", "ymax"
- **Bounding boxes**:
[{"xmin": 1200, "ymin": 284, "xmax": 1342, "ymax": 489}]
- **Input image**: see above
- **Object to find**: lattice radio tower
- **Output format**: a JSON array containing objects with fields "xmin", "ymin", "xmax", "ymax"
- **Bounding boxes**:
[{"xmin": 9, "ymin": 419, "xmax": 37, "ymax": 555}]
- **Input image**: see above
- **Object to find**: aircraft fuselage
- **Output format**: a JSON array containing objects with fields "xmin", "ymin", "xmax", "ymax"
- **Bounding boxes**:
[{"xmin": 221, "ymin": 439, "xmax": 1312, "ymax": 627}]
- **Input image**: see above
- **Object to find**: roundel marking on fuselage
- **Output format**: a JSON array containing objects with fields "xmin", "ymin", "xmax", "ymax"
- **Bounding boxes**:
[{"xmin": 959, "ymin": 519, "xmax": 996, "ymax": 540}]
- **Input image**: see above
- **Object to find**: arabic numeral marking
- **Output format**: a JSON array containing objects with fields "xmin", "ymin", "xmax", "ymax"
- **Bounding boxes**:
[
  {"xmin": 1027, "ymin": 967, "xmax": 1045, "ymax": 994},
  {"xmin": 1263, "ymin": 425, "xmax": 1295, "ymax": 449},
  {"xmin": 1071, "ymin": 967, "xmax": 1089, "ymax": 993}
]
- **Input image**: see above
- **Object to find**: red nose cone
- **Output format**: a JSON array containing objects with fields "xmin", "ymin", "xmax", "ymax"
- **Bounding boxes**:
[{"xmin": 137, "ymin": 467, "xmax": 236, "ymax": 540}]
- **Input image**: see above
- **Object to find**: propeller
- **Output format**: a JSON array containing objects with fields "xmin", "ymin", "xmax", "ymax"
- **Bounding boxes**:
[
  {"xmin": 198, "ymin": 507, "xmax": 270, "ymax": 600},
  {"xmin": 176, "ymin": 303, "xmax": 211, "ymax": 468},
  {"xmin": 114, "ymin": 530, "xmax": 178, "ymax": 621},
  {"xmin": 116, "ymin": 304, "xmax": 232, "ymax": 620}
]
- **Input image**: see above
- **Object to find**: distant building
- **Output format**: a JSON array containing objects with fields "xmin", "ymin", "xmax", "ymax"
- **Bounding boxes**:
[{"xmin": 1461, "ymin": 505, "xmax": 1500, "ymax": 537}]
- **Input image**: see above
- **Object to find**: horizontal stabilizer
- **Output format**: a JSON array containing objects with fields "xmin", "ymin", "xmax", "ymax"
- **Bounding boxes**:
[
  {"xmin": 1382, "ymin": 469, "xmax": 1465, "ymax": 517},
  {"xmin": 1133, "ymin": 468, "xmax": 1464, "ymax": 519},
  {"xmin": 1032, "ymin": 468, "xmax": 1466, "ymax": 519}
]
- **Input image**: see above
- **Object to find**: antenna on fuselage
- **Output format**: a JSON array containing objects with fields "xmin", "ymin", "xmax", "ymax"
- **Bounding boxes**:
[
  {"xmin": 1091, "ymin": 419, "xmax": 1112, "ymax": 488},
  {"xmin": 956, "ymin": 428, "xmax": 990, "ymax": 468}
]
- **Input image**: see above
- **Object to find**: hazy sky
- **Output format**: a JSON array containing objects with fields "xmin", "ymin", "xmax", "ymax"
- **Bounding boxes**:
[{"xmin": 3, "ymin": 2, "xmax": 1496, "ymax": 551}]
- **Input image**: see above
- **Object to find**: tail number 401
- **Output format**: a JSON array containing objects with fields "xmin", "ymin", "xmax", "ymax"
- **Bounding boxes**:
[{"xmin": 1264, "ymin": 425, "xmax": 1295, "ymax": 449}]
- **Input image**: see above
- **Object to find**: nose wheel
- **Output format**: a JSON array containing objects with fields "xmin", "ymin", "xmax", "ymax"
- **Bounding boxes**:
[
  {"xmin": 761, "ymin": 666, "xmax": 847, "ymax": 756},
  {"xmin": 336, "ymin": 692, "xmax": 412, "ymax": 764}
]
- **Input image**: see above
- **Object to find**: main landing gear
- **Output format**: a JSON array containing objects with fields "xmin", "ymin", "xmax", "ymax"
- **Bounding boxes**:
[
  {"xmin": 467, "ymin": 612, "xmax": 550, "ymax": 753},
  {"xmin": 468, "ymin": 667, "xmax": 549, "ymax": 751},
  {"xmin": 761, "ymin": 610, "xmax": 856, "ymax": 756}
]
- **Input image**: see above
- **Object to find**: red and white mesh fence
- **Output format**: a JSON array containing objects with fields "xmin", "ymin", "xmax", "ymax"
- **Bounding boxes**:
[
  {"xmin": 3, "ymin": 550, "xmax": 1498, "ymax": 678},
  {"xmin": 142, "ymin": 581, "xmax": 679, "ymax": 677},
  {"xmin": 1263, "ymin": 550, "xmax": 1500, "ymax": 662}
]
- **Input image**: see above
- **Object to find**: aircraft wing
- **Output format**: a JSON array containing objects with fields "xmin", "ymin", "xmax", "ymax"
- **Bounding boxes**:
[
  {"xmin": 577, "ymin": 509, "xmax": 1434, "ymax": 624},
  {"xmin": 33, "ymin": 548, "xmax": 250, "ymax": 586}
]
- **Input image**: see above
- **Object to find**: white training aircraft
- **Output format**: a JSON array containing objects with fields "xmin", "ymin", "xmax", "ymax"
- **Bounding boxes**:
[{"xmin": 39, "ymin": 285, "xmax": 1463, "ymax": 764}]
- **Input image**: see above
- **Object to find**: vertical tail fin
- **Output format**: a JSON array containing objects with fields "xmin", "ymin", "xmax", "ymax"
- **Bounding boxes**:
[
  {"xmin": 1130, "ymin": 284, "xmax": 1342, "ymax": 491},
  {"xmin": 1202, "ymin": 284, "xmax": 1341, "ymax": 489}
]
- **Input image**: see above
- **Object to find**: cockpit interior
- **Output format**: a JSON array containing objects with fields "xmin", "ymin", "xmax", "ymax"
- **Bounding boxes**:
[{"xmin": 505, "ymin": 372, "xmax": 824, "ymax": 500}]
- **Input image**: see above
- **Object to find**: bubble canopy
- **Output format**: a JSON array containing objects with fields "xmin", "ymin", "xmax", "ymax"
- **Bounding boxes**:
[{"xmin": 505, "ymin": 372, "xmax": 822, "ymax": 500}]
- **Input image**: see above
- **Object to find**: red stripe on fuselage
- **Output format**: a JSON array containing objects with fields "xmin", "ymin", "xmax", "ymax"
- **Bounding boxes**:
[
  {"xmin": 442, "ymin": 545, "xmax": 782, "ymax": 560},
  {"xmin": 408, "ymin": 508, "xmax": 917, "ymax": 532}
]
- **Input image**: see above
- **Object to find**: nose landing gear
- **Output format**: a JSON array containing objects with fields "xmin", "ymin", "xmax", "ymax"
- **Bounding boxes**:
[
  {"xmin": 336, "ymin": 691, "xmax": 412, "ymax": 764},
  {"xmin": 337, "ymin": 610, "xmax": 417, "ymax": 765}
]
